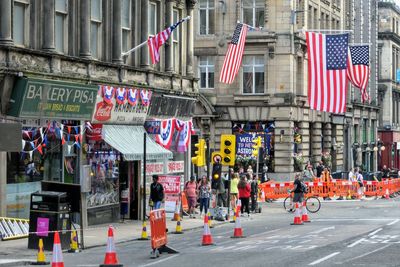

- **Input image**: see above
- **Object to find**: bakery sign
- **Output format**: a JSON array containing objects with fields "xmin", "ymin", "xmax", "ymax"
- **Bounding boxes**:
[{"xmin": 91, "ymin": 85, "xmax": 151, "ymax": 125}]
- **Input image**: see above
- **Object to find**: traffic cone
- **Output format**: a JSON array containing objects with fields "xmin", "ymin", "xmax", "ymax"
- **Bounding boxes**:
[
  {"xmin": 100, "ymin": 226, "xmax": 123, "ymax": 267},
  {"xmin": 231, "ymin": 207, "xmax": 244, "ymax": 238},
  {"xmin": 207, "ymin": 211, "xmax": 214, "ymax": 228},
  {"xmin": 346, "ymin": 189, "xmax": 352, "ymax": 200},
  {"xmin": 173, "ymin": 217, "xmax": 183, "ymax": 234},
  {"xmin": 385, "ymin": 188, "xmax": 390, "ymax": 199},
  {"xmin": 138, "ymin": 221, "xmax": 149, "ymax": 240},
  {"xmin": 172, "ymin": 200, "xmax": 180, "ymax": 221},
  {"xmin": 301, "ymin": 201, "xmax": 311, "ymax": 223},
  {"xmin": 290, "ymin": 203, "xmax": 304, "ymax": 225},
  {"xmin": 201, "ymin": 215, "xmax": 214, "ymax": 246},
  {"xmin": 68, "ymin": 230, "xmax": 80, "ymax": 253},
  {"xmin": 51, "ymin": 232, "xmax": 64, "ymax": 267},
  {"xmin": 31, "ymin": 238, "xmax": 49, "ymax": 265},
  {"xmin": 260, "ymin": 190, "xmax": 266, "ymax": 202}
]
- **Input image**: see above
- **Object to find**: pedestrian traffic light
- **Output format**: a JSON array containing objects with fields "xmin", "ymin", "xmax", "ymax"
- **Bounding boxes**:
[
  {"xmin": 191, "ymin": 138, "xmax": 206, "ymax": 167},
  {"xmin": 252, "ymin": 136, "xmax": 262, "ymax": 157},
  {"xmin": 211, "ymin": 162, "xmax": 222, "ymax": 189},
  {"xmin": 220, "ymin": 134, "xmax": 236, "ymax": 166}
]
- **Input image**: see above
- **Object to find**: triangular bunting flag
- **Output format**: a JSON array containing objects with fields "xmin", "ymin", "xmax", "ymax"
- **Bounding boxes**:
[
  {"xmin": 22, "ymin": 140, "xmax": 26, "ymax": 150},
  {"xmin": 30, "ymin": 142, "xmax": 35, "ymax": 149},
  {"xmin": 67, "ymin": 126, "xmax": 72, "ymax": 134},
  {"xmin": 37, "ymin": 144, "xmax": 43, "ymax": 155},
  {"xmin": 61, "ymin": 136, "xmax": 66, "ymax": 145}
]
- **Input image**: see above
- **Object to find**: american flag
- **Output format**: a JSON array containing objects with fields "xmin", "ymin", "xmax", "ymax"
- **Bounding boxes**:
[
  {"xmin": 347, "ymin": 45, "xmax": 370, "ymax": 103},
  {"xmin": 219, "ymin": 23, "xmax": 248, "ymax": 84},
  {"xmin": 306, "ymin": 32, "xmax": 349, "ymax": 114},
  {"xmin": 147, "ymin": 17, "xmax": 188, "ymax": 65}
]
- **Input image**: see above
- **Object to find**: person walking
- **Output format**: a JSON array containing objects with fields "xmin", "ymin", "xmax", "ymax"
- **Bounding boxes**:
[
  {"xmin": 355, "ymin": 167, "xmax": 364, "ymax": 199},
  {"xmin": 198, "ymin": 176, "xmax": 211, "ymax": 217},
  {"xmin": 230, "ymin": 172, "xmax": 240, "ymax": 212},
  {"xmin": 238, "ymin": 175, "xmax": 251, "ymax": 216},
  {"xmin": 150, "ymin": 175, "xmax": 164, "ymax": 210},
  {"xmin": 250, "ymin": 175, "xmax": 259, "ymax": 213},
  {"xmin": 290, "ymin": 173, "xmax": 305, "ymax": 210},
  {"xmin": 322, "ymin": 167, "xmax": 332, "ymax": 200},
  {"xmin": 185, "ymin": 175, "xmax": 198, "ymax": 218},
  {"xmin": 382, "ymin": 165, "xmax": 391, "ymax": 178}
]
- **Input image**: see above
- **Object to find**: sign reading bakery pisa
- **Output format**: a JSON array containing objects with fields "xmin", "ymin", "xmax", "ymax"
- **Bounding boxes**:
[
  {"xmin": 7, "ymin": 78, "xmax": 98, "ymax": 120},
  {"xmin": 91, "ymin": 85, "xmax": 151, "ymax": 125}
]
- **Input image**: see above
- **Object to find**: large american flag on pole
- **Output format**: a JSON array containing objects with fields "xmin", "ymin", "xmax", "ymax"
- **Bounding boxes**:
[
  {"xmin": 347, "ymin": 45, "xmax": 370, "ymax": 103},
  {"xmin": 147, "ymin": 17, "xmax": 188, "ymax": 65},
  {"xmin": 306, "ymin": 32, "xmax": 349, "ymax": 114},
  {"xmin": 219, "ymin": 23, "xmax": 248, "ymax": 84}
]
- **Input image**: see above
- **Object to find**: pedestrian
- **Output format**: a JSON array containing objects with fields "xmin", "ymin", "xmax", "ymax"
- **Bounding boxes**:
[
  {"xmin": 230, "ymin": 172, "xmax": 240, "ymax": 212},
  {"xmin": 303, "ymin": 164, "xmax": 314, "ymax": 182},
  {"xmin": 316, "ymin": 161, "xmax": 324, "ymax": 178},
  {"xmin": 198, "ymin": 176, "xmax": 211, "ymax": 217},
  {"xmin": 185, "ymin": 175, "xmax": 198, "ymax": 218},
  {"xmin": 150, "ymin": 175, "xmax": 164, "ymax": 210},
  {"xmin": 322, "ymin": 167, "xmax": 332, "ymax": 200},
  {"xmin": 250, "ymin": 175, "xmax": 259, "ymax": 213},
  {"xmin": 238, "ymin": 175, "xmax": 251, "ymax": 216},
  {"xmin": 290, "ymin": 173, "xmax": 305, "ymax": 210},
  {"xmin": 355, "ymin": 167, "xmax": 364, "ymax": 198},
  {"xmin": 381, "ymin": 165, "xmax": 391, "ymax": 178}
]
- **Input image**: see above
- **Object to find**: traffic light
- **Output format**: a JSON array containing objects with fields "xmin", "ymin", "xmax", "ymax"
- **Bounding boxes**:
[
  {"xmin": 252, "ymin": 136, "xmax": 262, "ymax": 157},
  {"xmin": 191, "ymin": 138, "xmax": 206, "ymax": 167},
  {"xmin": 220, "ymin": 134, "xmax": 236, "ymax": 166},
  {"xmin": 211, "ymin": 162, "xmax": 222, "ymax": 190}
]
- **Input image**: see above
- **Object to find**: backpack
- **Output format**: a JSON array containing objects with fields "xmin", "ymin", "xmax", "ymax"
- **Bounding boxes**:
[{"xmin": 300, "ymin": 181, "xmax": 308, "ymax": 193}]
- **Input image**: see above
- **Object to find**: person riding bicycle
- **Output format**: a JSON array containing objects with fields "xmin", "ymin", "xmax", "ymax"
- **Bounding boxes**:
[{"xmin": 289, "ymin": 173, "xmax": 306, "ymax": 211}]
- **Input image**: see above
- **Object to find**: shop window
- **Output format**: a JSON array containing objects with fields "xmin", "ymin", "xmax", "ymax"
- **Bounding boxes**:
[
  {"xmin": 242, "ymin": 0, "xmax": 264, "ymax": 28},
  {"xmin": 199, "ymin": 0, "xmax": 215, "ymax": 35},
  {"xmin": 199, "ymin": 56, "xmax": 214, "ymax": 89},
  {"xmin": 90, "ymin": 0, "xmax": 102, "ymax": 59},
  {"xmin": 242, "ymin": 56, "xmax": 264, "ymax": 94},
  {"xmin": 55, "ymin": 0, "xmax": 68, "ymax": 53},
  {"xmin": 13, "ymin": 0, "xmax": 29, "ymax": 46}
]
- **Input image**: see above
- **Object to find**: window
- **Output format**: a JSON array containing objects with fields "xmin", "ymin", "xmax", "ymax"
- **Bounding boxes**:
[
  {"xmin": 121, "ymin": 0, "xmax": 131, "ymax": 53},
  {"xmin": 13, "ymin": 0, "xmax": 29, "ymax": 46},
  {"xmin": 199, "ymin": 56, "xmax": 214, "ymax": 89},
  {"xmin": 173, "ymin": 9, "xmax": 180, "ymax": 73},
  {"xmin": 149, "ymin": 2, "xmax": 157, "ymax": 36},
  {"xmin": 242, "ymin": 0, "xmax": 264, "ymax": 28},
  {"xmin": 199, "ymin": 0, "xmax": 215, "ymax": 35},
  {"xmin": 362, "ymin": 119, "xmax": 367, "ymax": 143},
  {"xmin": 242, "ymin": 56, "xmax": 264, "ymax": 94},
  {"xmin": 90, "ymin": 0, "xmax": 102, "ymax": 59},
  {"xmin": 370, "ymin": 120, "xmax": 375, "ymax": 142},
  {"xmin": 55, "ymin": 0, "xmax": 68, "ymax": 53}
]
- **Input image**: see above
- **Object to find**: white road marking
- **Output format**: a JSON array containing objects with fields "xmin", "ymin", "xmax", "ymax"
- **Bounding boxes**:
[
  {"xmin": 314, "ymin": 218, "xmax": 396, "ymax": 222},
  {"xmin": 139, "ymin": 254, "xmax": 180, "ymax": 267},
  {"xmin": 347, "ymin": 238, "xmax": 366, "ymax": 248},
  {"xmin": 308, "ymin": 252, "xmax": 340, "ymax": 265},
  {"xmin": 310, "ymin": 226, "xmax": 335, "ymax": 234},
  {"xmin": 387, "ymin": 219, "xmax": 400, "ymax": 226},
  {"xmin": 340, "ymin": 244, "xmax": 392, "ymax": 263},
  {"xmin": 368, "ymin": 228, "xmax": 383, "ymax": 236}
]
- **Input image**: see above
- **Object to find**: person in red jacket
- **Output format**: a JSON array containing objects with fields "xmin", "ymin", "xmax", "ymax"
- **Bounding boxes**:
[{"xmin": 238, "ymin": 174, "xmax": 251, "ymax": 216}]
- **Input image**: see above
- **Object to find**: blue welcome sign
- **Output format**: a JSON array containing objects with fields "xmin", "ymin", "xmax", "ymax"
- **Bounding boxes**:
[{"xmin": 236, "ymin": 133, "xmax": 265, "ymax": 157}]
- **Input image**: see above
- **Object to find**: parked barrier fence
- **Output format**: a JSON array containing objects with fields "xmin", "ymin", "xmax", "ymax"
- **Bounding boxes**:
[
  {"xmin": 149, "ymin": 209, "xmax": 178, "ymax": 258},
  {"xmin": 260, "ymin": 178, "xmax": 400, "ymax": 200}
]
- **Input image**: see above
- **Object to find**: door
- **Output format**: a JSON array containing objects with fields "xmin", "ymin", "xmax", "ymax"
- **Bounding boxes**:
[{"xmin": 129, "ymin": 161, "xmax": 139, "ymax": 220}]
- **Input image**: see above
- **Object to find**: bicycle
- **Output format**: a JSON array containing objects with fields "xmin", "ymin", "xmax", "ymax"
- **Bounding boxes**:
[{"xmin": 283, "ymin": 191, "xmax": 321, "ymax": 213}]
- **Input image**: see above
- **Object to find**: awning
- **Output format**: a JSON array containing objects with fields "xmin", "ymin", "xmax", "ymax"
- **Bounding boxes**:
[{"xmin": 102, "ymin": 125, "xmax": 173, "ymax": 161}]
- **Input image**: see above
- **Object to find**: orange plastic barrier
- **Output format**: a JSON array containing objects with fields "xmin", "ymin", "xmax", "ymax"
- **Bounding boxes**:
[{"xmin": 150, "ymin": 209, "xmax": 167, "ymax": 250}]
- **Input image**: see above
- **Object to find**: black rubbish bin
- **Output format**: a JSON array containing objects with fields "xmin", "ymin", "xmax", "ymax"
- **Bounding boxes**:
[{"xmin": 28, "ymin": 191, "xmax": 71, "ymax": 251}]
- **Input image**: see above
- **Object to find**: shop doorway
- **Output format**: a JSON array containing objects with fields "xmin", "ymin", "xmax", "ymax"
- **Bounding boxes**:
[{"xmin": 119, "ymin": 161, "xmax": 139, "ymax": 220}]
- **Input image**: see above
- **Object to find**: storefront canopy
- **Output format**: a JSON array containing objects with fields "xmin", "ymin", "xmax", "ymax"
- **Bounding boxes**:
[{"xmin": 102, "ymin": 125, "xmax": 173, "ymax": 161}]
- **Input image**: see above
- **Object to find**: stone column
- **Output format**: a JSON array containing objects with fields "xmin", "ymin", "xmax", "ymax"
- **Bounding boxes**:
[
  {"xmin": 334, "ymin": 124, "xmax": 345, "ymax": 171},
  {"xmin": 298, "ymin": 121, "xmax": 310, "ymax": 162},
  {"xmin": 186, "ymin": 1, "xmax": 196, "ymax": 76},
  {"xmin": 165, "ymin": 0, "xmax": 174, "ymax": 72},
  {"xmin": 322, "ymin": 123, "xmax": 332, "ymax": 153},
  {"xmin": 140, "ymin": 0, "xmax": 149, "ymax": 68},
  {"xmin": 43, "ymin": 0, "xmax": 55, "ymax": 51},
  {"xmin": 112, "ymin": 0, "xmax": 122, "ymax": 63},
  {"xmin": 274, "ymin": 120, "xmax": 294, "ymax": 181},
  {"xmin": 311, "ymin": 122, "xmax": 322, "ymax": 164},
  {"xmin": 0, "ymin": 152, "xmax": 6, "ymax": 216},
  {"xmin": 79, "ymin": 0, "xmax": 91, "ymax": 58},
  {"xmin": 0, "ymin": 0, "xmax": 13, "ymax": 45}
]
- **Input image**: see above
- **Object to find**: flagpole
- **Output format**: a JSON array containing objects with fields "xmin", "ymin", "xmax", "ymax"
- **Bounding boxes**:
[
  {"xmin": 236, "ymin": 21, "xmax": 262, "ymax": 31},
  {"xmin": 302, "ymin": 29, "xmax": 353, "ymax": 33},
  {"xmin": 121, "ymin": 16, "xmax": 192, "ymax": 57}
]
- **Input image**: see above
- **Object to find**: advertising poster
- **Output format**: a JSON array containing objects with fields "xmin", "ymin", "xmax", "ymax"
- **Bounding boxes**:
[{"xmin": 158, "ymin": 175, "xmax": 181, "ymax": 217}]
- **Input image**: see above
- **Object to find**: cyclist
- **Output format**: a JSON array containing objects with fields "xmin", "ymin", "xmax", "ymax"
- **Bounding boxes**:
[{"xmin": 289, "ymin": 173, "xmax": 305, "ymax": 211}]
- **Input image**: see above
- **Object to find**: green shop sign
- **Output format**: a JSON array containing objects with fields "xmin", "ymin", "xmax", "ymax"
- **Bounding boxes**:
[{"xmin": 8, "ymin": 78, "xmax": 98, "ymax": 120}]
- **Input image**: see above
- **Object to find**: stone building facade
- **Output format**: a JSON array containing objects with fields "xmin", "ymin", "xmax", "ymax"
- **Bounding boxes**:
[
  {"xmin": 0, "ymin": 0, "xmax": 198, "ymax": 222},
  {"xmin": 193, "ymin": 0, "xmax": 380, "ymax": 180}
]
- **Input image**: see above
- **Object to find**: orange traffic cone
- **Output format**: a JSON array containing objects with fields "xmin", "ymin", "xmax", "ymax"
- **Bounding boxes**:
[
  {"xmin": 231, "ymin": 207, "xmax": 244, "ymax": 238},
  {"xmin": 201, "ymin": 215, "xmax": 214, "ymax": 246},
  {"xmin": 290, "ymin": 203, "xmax": 304, "ymax": 225},
  {"xmin": 301, "ymin": 201, "xmax": 311, "ymax": 223},
  {"xmin": 260, "ymin": 190, "xmax": 266, "ymax": 202},
  {"xmin": 51, "ymin": 232, "xmax": 64, "ymax": 267},
  {"xmin": 100, "ymin": 226, "xmax": 123, "ymax": 267},
  {"xmin": 172, "ymin": 200, "xmax": 180, "ymax": 221},
  {"xmin": 385, "ymin": 188, "xmax": 390, "ymax": 199}
]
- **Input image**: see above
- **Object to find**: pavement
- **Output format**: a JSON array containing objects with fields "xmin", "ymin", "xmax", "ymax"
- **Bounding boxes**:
[{"xmin": 1, "ymin": 197, "xmax": 400, "ymax": 266}]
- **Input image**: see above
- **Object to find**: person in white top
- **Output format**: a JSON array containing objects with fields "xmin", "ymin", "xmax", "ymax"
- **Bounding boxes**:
[
  {"xmin": 348, "ymin": 168, "xmax": 356, "ymax": 182},
  {"xmin": 355, "ymin": 167, "xmax": 364, "ymax": 198}
]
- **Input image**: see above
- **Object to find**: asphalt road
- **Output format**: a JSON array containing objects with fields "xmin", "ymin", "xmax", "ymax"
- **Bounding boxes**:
[{"xmin": 22, "ymin": 198, "xmax": 400, "ymax": 267}]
